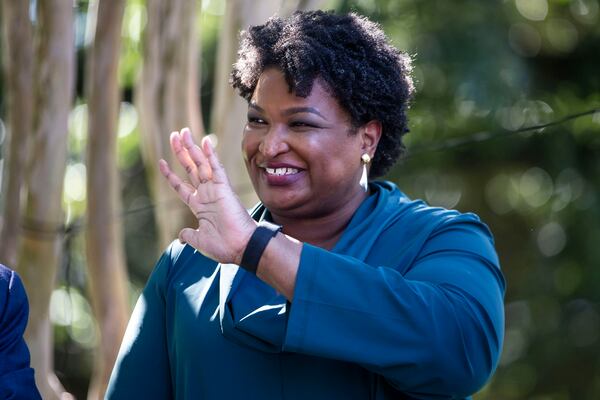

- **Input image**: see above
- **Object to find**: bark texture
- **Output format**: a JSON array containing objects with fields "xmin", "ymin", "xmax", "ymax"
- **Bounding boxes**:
[
  {"xmin": 85, "ymin": 0, "xmax": 130, "ymax": 398},
  {"xmin": 0, "ymin": 0, "xmax": 34, "ymax": 267},
  {"xmin": 16, "ymin": 0, "xmax": 75, "ymax": 398},
  {"xmin": 136, "ymin": 0, "xmax": 204, "ymax": 249}
]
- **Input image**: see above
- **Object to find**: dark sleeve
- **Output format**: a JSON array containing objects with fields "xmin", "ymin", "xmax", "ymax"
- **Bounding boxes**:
[
  {"xmin": 0, "ymin": 266, "xmax": 42, "ymax": 400},
  {"xmin": 105, "ymin": 246, "xmax": 176, "ymax": 400},
  {"xmin": 283, "ymin": 218, "xmax": 505, "ymax": 399}
]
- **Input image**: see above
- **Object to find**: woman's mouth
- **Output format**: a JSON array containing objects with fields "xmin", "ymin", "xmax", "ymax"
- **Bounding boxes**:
[
  {"xmin": 261, "ymin": 166, "xmax": 304, "ymax": 186},
  {"xmin": 265, "ymin": 167, "xmax": 300, "ymax": 176}
]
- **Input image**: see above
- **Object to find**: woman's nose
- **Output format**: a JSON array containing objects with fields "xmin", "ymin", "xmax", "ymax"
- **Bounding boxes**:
[{"xmin": 258, "ymin": 125, "xmax": 289, "ymax": 158}]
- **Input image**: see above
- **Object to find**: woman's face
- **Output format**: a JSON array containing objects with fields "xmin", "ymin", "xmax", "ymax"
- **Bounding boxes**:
[{"xmin": 242, "ymin": 68, "xmax": 379, "ymax": 220}]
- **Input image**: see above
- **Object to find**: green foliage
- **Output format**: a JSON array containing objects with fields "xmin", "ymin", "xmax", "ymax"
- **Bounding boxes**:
[
  {"xmin": 119, "ymin": 0, "xmax": 145, "ymax": 90},
  {"xmin": 198, "ymin": 3, "xmax": 223, "ymax": 132},
  {"xmin": 339, "ymin": 0, "xmax": 600, "ymax": 398}
]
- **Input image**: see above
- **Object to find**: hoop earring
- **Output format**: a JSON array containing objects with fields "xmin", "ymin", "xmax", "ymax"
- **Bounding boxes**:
[{"xmin": 360, "ymin": 153, "xmax": 371, "ymax": 192}]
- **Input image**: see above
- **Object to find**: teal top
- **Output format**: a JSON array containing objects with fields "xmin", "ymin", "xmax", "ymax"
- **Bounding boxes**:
[{"xmin": 106, "ymin": 181, "xmax": 505, "ymax": 399}]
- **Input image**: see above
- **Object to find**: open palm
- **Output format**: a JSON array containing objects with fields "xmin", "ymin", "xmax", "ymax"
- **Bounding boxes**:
[{"xmin": 159, "ymin": 128, "xmax": 256, "ymax": 264}]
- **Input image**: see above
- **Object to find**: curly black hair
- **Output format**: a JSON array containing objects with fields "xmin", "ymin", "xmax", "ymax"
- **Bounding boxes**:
[{"xmin": 230, "ymin": 10, "xmax": 414, "ymax": 178}]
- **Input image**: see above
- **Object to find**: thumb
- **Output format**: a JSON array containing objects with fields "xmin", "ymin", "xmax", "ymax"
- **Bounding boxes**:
[{"xmin": 178, "ymin": 228, "xmax": 198, "ymax": 247}]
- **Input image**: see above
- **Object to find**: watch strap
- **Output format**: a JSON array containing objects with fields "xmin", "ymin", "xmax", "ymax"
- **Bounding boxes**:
[{"xmin": 240, "ymin": 220, "xmax": 282, "ymax": 274}]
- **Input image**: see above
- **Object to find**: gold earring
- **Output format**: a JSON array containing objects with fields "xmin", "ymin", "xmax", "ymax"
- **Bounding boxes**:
[{"xmin": 360, "ymin": 153, "xmax": 370, "ymax": 192}]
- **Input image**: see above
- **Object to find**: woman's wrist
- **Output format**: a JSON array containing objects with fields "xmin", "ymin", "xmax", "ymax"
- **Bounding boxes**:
[
  {"xmin": 255, "ymin": 232, "xmax": 302, "ymax": 300},
  {"xmin": 238, "ymin": 221, "xmax": 282, "ymax": 273},
  {"xmin": 234, "ymin": 220, "xmax": 259, "ymax": 266}
]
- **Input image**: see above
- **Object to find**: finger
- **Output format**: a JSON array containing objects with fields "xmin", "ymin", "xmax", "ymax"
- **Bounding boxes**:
[
  {"xmin": 181, "ymin": 128, "xmax": 212, "ymax": 183},
  {"xmin": 170, "ymin": 131, "xmax": 201, "ymax": 187},
  {"xmin": 169, "ymin": 130, "xmax": 185, "ymax": 156},
  {"xmin": 202, "ymin": 136, "xmax": 228, "ymax": 183},
  {"xmin": 178, "ymin": 227, "xmax": 196, "ymax": 245},
  {"xmin": 159, "ymin": 159, "xmax": 195, "ymax": 205}
]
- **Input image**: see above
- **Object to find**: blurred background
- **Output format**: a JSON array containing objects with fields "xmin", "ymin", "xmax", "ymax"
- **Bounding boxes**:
[{"xmin": 0, "ymin": 0, "xmax": 598, "ymax": 398}]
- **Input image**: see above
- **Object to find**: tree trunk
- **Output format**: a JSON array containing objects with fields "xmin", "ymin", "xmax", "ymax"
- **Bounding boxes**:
[
  {"xmin": 136, "ymin": 0, "xmax": 204, "ymax": 250},
  {"xmin": 16, "ymin": 1, "xmax": 75, "ymax": 398},
  {"xmin": 85, "ymin": 0, "xmax": 130, "ymax": 398},
  {"xmin": 210, "ymin": 0, "xmax": 331, "ymax": 208},
  {"xmin": 0, "ymin": 0, "xmax": 34, "ymax": 267}
]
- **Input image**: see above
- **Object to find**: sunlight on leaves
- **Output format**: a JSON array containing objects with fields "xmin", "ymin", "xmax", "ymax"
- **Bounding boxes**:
[
  {"xmin": 515, "ymin": 0, "xmax": 548, "ymax": 21},
  {"xmin": 50, "ymin": 287, "xmax": 98, "ymax": 349}
]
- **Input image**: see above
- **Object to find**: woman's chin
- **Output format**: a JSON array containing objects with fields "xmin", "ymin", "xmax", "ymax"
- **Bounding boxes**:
[
  {"xmin": 255, "ymin": 172, "xmax": 306, "ymax": 205},
  {"xmin": 258, "ymin": 189, "xmax": 308, "ymax": 216}
]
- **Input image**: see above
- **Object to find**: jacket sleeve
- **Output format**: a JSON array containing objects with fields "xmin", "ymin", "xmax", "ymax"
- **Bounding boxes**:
[
  {"xmin": 105, "ymin": 247, "xmax": 175, "ymax": 400},
  {"xmin": 0, "ymin": 267, "xmax": 42, "ymax": 400},
  {"xmin": 283, "ymin": 218, "xmax": 505, "ymax": 399}
]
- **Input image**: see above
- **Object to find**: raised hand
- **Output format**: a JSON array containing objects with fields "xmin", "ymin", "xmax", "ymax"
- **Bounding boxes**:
[{"xmin": 158, "ymin": 128, "xmax": 256, "ymax": 265}]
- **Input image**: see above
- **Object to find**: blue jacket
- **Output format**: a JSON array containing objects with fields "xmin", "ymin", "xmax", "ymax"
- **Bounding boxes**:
[
  {"xmin": 107, "ymin": 182, "xmax": 505, "ymax": 399},
  {"xmin": 0, "ymin": 264, "xmax": 42, "ymax": 399}
]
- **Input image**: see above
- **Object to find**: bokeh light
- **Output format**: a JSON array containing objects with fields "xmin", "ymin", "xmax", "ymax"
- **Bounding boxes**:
[
  {"xmin": 68, "ymin": 103, "xmax": 89, "ymax": 151},
  {"xmin": 520, "ymin": 167, "xmax": 553, "ymax": 208},
  {"xmin": 570, "ymin": 0, "xmax": 599, "ymax": 24},
  {"xmin": 545, "ymin": 18, "xmax": 579, "ymax": 54},
  {"xmin": 125, "ymin": 3, "xmax": 146, "ymax": 42},
  {"xmin": 50, "ymin": 287, "xmax": 98, "ymax": 349},
  {"xmin": 537, "ymin": 221, "xmax": 567, "ymax": 257},
  {"xmin": 118, "ymin": 102, "xmax": 138, "ymax": 138},
  {"xmin": 413, "ymin": 172, "xmax": 463, "ymax": 209},
  {"xmin": 515, "ymin": 0, "xmax": 548, "ymax": 21},
  {"xmin": 63, "ymin": 163, "xmax": 87, "ymax": 203}
]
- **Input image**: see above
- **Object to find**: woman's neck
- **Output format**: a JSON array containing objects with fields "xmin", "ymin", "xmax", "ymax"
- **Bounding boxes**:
[{"xmin": 270, "ymin": 190, "xmax": 369, "ymax": 250}]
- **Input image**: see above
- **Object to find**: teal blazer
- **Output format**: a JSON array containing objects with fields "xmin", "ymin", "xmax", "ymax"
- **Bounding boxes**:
[{"xmin": 107, "ymin": 182, "xmax": 505, "ymax": 399}]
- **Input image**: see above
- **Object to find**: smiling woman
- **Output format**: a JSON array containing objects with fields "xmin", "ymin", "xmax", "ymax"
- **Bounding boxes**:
[
  {"xmin": 242, "ymin": 68, "xmax": 377, "ymax": 229},
  {"xmin": 106, "ymin": 10, "xmax": 505, "ymax": 400}
]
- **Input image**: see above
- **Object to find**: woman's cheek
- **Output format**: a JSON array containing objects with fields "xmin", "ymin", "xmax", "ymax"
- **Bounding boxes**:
[{"xmin": 241, "ymin": 131, "xmax": 257, "ymax": 162}]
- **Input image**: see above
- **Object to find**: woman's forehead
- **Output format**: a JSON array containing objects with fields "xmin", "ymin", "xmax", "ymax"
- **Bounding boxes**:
[{"xmin": 251, "ymin": 68, "xmax": 339, "ymax": 111}]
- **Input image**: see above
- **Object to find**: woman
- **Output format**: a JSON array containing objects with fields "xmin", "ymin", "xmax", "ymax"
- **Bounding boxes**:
[{"xmin": 107, "ymin": 11, "xmax": 505, "ymax": 399}]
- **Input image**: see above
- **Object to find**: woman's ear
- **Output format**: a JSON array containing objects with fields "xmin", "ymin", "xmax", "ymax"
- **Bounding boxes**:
[{"xmin": 360, "ymin": 120, "xmax": 382, "ymax": 156}]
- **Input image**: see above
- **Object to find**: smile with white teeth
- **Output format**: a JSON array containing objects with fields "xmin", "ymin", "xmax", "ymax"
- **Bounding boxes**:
[{"xmin": 264, "ymin": 167, "xmax": 300, "ymax": 176}]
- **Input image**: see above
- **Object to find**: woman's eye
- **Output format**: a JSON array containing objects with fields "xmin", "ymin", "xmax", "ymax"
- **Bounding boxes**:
[
  {"xmin": 247, "ymin": 116, "xmax": 267, "ymax": 125},
  {"xmin": 290, "ymin": 121, "xmax": 316, "ymax": 129}
]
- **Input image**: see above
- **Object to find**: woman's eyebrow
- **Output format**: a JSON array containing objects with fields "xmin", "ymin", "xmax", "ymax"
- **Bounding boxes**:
[
  {"xmin": 248, "ymin": 103, "xmax": 264, "ymax": 113},
  {"xmin": 282, "ymin": 107, "xmax": 326, "ymax": 119},
  {"xmin": 249, "ymin": 102, "xmax": 328, "ymax": 120}
]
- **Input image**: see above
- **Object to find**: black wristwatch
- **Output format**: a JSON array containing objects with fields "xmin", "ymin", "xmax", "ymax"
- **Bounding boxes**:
[{"xmin": 240, "ymin": 220, "xmax": 282, "ymax": 274}]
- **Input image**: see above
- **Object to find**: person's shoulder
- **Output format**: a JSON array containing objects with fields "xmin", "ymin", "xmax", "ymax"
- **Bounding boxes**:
[
  {"xmin": 375, "ymin": 180, "xmax": 493, "ymax": 238},
  {"xmin": 374, "ymin": 181, "xmax": 499, "ymax": 271},
  {"xmin": 0, "ymin": 263, "xmax": 13, "ymax": 287},
  {"xmin": 157, "ymin": 240, "xmax": 219, "ymax": 285},
  {"xmin": 376, "ymin": 180, "xmax": 463, "ymax": 216},
  {"xmin": 0, "ymin": 264, "xmax": 29, "ymax": 332},
  {"xmin": 163, "ymin": 239, "xmax": 196, "ymax": 265},
  {"xmin": 0, "ymin": 264, "xmax": 27, "ymax": 306},
  {"xmin": 0, "ymin": 264, "xmax": 12, "ymax": 313}
]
